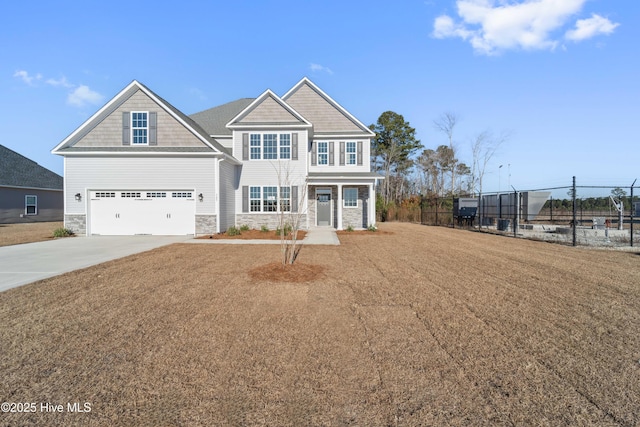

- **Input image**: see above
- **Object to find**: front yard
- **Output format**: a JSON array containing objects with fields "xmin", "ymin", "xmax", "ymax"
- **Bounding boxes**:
[
  {"xmin": 1, "ymin": 223, "xmax": 639, "ymax": 426},
  {"xmin": 0, "ymin": 221, "xmax": 64, "ymax": 247}
]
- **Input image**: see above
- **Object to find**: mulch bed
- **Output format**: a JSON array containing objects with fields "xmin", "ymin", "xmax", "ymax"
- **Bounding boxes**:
[{"xmin": 198, "ymin": 229, "xmax": 306, "ymax": 240}]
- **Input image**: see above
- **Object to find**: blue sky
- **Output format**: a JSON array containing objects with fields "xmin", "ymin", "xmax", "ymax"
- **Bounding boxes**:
[{"xmin": 2, "ymin": 0, "xmax": 637, "ymax": 196}]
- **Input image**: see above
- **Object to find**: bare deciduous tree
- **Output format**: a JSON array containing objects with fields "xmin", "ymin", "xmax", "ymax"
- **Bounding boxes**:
[
  {"xmin": 433, "ymin": 112, "xmax": 459, "ymax": 195},
  {"xmin": 470, "ymin": 130, "xmax": 510, "ymax": 195}
]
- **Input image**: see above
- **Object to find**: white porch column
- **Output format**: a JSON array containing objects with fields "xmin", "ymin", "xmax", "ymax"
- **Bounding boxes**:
[
  {"xmin": 369, "ymin": 183, "xmax": 375, "ymax": 226},
  {"xmin": 337, "ymin": 184, "xmax": 343, "ymax": 230}
]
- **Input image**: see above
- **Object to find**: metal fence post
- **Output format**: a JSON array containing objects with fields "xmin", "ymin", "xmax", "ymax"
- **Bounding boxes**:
[
  {"xmin": 631, "ymin": 180, "xmax": 637, "ymax": 247},
  {"xmin": 572, "ymin": 176, "xmax": 577, "ymax": 247}
]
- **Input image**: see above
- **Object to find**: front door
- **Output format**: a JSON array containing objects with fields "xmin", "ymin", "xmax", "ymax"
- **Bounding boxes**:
[{"xmin": 317, "ymin": 193, "xmax": 331, "ymax": 226}]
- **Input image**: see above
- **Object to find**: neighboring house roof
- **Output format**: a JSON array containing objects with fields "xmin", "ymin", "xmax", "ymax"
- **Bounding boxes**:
[
  {"xmin": 0, "ymin": 145, "xmax": 63, "ymax": 190},
  {"xmin": 190, "ymin": 98, "xmax": 255, "ymax": 136},
  {"xmin": 52, "ymin": 80, "xmax": 234, "ymax": 158}
]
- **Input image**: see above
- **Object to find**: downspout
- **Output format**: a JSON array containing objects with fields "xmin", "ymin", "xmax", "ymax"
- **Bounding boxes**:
[{"xmin": 215, "ymin": 158, "xmax": 223, "ymax": 234}]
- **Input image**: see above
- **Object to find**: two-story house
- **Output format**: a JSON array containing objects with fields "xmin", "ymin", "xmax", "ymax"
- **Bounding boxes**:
[{"xmin": 52, "ymin": 78, "xmax": 381, "ymax": 235}]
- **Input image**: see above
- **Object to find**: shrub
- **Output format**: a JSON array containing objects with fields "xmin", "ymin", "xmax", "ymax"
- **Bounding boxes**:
[
  {"xmin": 240, "ymin": 224, "xmax": 250, "ymax": 232},
  {"xmin": 260, "ymin": 224, "xmax": 269, "ymax": 233},
  {"xmin": 276, "ymin": 223, "xmax": 293, "ymax": 236},
  {"xmin": 226, "ymin": 226, "xmax": 241, "ymax": 236},
  {"xmin": 367, "ymin": 224, "xmax": 378, "ymax": 232},
  {"xmin": 53, "ymin": 227, "xmax": 74, "ymax": 238},
  {"xmin": 346, "ymin": 224, "xmax": 354, "ymax": 232}
]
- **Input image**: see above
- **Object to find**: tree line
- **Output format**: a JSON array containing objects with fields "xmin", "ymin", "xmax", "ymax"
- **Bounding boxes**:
[{"xmin": 370, "ymin": 111, "xmax": 509, "ymax": 209}]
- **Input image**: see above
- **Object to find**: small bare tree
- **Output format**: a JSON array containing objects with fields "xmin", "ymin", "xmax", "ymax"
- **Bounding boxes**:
[
  {"xmin": 274, "ymin": 161, "xmax": 308, "ymax": 266},
  {"xmin": 433, "ymin": 112, "xmax": 459, "ymax": 195},
  {"xmin": 470, "ymin": 130, "xmax": 510, "ymax": 195}
]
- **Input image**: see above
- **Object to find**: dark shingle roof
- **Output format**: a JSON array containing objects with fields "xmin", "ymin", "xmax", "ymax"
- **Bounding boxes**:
[
  {"xmin": 189, "ymin": 98, "xmax": 255, "ymax": 136},
  {"xmin": 0, "ymin": 145, "xmax": 63, "ymax": 189}
]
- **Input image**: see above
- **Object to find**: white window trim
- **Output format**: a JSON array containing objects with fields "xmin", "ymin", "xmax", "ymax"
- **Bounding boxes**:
[
  {"xmin": 248, "ymin": 185, "xmax": 292, "ymax": 213},
  {"xmin": 317, "ymin": 141, "xmax": 328, "ymax": 166},
  {"xmin": 346, "ymin": 141, "xmax": 357, "ymax": 165},
  {"xmin": 25, "ymin": 195, "xmax": 37, "ymax": 215},
  {"xmin": 248, "ymin": 132, "xmax": 292, "ymax": 161},
  {"xmin": 343, "ymin": 188, "xmax": 358, "ymax": 208},
  {"xmin": 131, "ymin": 111, "xmax": 149, "ymax": 145}
]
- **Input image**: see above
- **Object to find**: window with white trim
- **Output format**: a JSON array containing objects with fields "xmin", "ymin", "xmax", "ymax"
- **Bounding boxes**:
[
  {"xmin": 250, "ymin": 134, "xmax": 261, "ymax": 159},
  {"xmin": 131, "ymin": 112, "xmax": 148, "ymax": 145},
  {"xmin": 248, "ymin": 133, "xmax": 292, "ymax": 160},
  {"xmin": 344, "ymin": 188, "xmax": 358, "ymax": 208},
  {"xmin": 263, "ymin": 186, "xmax": 278, "ymax": 212},
  {"xmin": 280, "ymin": 186, "xmax": 291, "ymax": 212},
  {"xmin": 279, "ymin": 134, "xmax": 291, "ymax": 159},
  {"xmin": 346, "ymin": 141, "xmax": 356, "ymax": 165},
  {"xmin": 317, "ymin": 141, "xmax": 328, "ymax": 165},
  {"xmin": 263, "ymin": 134, "xmax": 277, "ymax": 159},
  {"xmin": 249, "ymin": 186, "xmax": 291, "ymax": 212},
  {"xmin": 250, "ymin": 186, "xmax": 261, "ymax": 212},
  {"xmin": 25, "ymin": 195, "xmax": 37, "ymax": 215}
]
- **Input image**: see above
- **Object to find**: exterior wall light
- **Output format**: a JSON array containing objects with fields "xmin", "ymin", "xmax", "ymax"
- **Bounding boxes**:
[
  {"xmin": 75, "ymin": 193, "xmax": 82, "ymax": 201},
  {"xmin": 198, "ymin": 193, "xmax": 204, "ymax": 202}
]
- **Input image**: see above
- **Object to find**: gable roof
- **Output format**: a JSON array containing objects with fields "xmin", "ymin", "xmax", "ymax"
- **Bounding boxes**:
[
  {"xmin": 190, "ymin": 98, "xmax": 254, "ymax": 136},
  {"xmin": 52, "ymin": 80, "xmax": 232, "ymax": 156},
  {"xmin": 282, "ymin": 77, "xmax": 375, "ymax": 137},
  {"xmin": 226, "ymin": 89, "xmax": 312, "ymax": 129},
  {"xmin": 0, "ymin": 145, "xmax": 63, "ymax": 190}
]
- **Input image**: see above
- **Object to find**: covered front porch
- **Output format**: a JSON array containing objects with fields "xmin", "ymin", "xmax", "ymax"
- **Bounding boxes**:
[{"xmin": 306, "ymin": 173, "xmax": 382, "ymax": 230}]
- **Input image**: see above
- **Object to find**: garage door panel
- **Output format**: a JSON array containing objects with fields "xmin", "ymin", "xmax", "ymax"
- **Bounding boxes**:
[{"xmin": 90, "ymin": 191, "xmax": 195, "ymax": 235}]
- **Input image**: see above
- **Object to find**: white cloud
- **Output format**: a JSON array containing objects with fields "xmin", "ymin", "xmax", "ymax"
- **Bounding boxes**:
[
  {"xmin": 310, "ymin": 63, "xmax": 334, "ymax": 75},
  {"xmin": 565, "ymin": 14, "xmax": 619, "ymax": 41},
  {"xmin": 432, "ymin": 0, "xmax": 619, "ymax": 55},
  {"xmin": 67, "ymin": 85, "xmax": 104, "ymax": 107},
  {"xmin": 14, "ymin": 70, "xmax": 42, "ymax": 85},
  {"xmin": 46, "ymin": 76, "xmax": 74, "ymax": 88},
  {"xmin": 14, "ymin": 70, "xmax": 103, "ymax": 108}
]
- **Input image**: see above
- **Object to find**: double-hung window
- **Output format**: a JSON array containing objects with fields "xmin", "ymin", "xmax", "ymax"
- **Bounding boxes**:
[
  {"xmin": 279, "ymin": 134, "xmax": 291, "ymax": 159},
  {"xmin": 279, "ymin": 186, "xmax": 291, "ymax": 212},
  {"xmin": 250, "ymin": 134, "xmax": 261, "ymax": 159},
  {"xmin": 344, "ymin": 188, "xmax": 358, "ymax": 208},
  {"xmin": 263, "ymin": 186, "xmax": 278, "ymax": 212},
  {"xmin": 248, "ymin": 133, "xmax": 291, "ymax": 160},
  {"xmin": 250, "ymin": 187, "xmax": 261, "ymax": 212},
  {"xmin": 346, "ymin": 142, "xmax": 356, "ymax": 165},
  {"xmin": 263, "ymin": 134, "xmax": 278, "ymax": 159},
  {"xmin": 131, "ymin": 112, "xmax": 148, "ymax": 145},
  {"xmin": 25, "ymin": 195, "xmax": 37, "ymax": 215},
  {"xmin": 317, "ymin": 142, "xmax": 328, "ymax": 165},
  {"xmin": 248, "ymin": 186, "xmax": 291, "ymax": 212}
]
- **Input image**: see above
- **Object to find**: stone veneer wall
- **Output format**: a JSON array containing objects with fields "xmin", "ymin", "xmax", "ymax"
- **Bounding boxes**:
[
  {"xmin": 196, "ymin": 215, "xmax": 217, "ymax": 235},
  {"xmin": 65, "ymin": 214, "xmax": 86, "ymax": 235},
  {"xmin": 342, "ymin": 186, "xmax": 369, "ymax": 229},
  {"xmin": 236, "ymin": 214, "xmax": 308, "ymax": 231}
]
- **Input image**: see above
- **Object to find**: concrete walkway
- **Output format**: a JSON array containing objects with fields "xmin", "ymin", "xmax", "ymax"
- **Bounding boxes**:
[
  {"xmin": 0, "ymin": 235, "xmax": 191, "ymax": 292},
  {"xmin": 186, "ymin": 227, "xmax": 341, "ymax": 246}
]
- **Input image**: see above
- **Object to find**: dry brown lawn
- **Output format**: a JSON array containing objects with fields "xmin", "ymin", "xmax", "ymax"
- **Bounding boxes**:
[
  {"xmin": 0, "ymin": 222, "xmax": 64, "ymax": 247},
  {"xmin": 1, "ymin": 223, "xmax": 639, "ymax": 426}
]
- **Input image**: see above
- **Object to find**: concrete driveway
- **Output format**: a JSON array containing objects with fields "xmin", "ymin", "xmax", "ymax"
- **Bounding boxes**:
[{"xmin": 0, "ymin": 235, "xmax": 191, "ymax": 292}]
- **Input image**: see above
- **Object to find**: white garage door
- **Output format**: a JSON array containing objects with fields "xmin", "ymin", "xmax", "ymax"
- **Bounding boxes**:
[{"xmin": 89, "ymin": 190, "xmax": 195, "ymax": 235}]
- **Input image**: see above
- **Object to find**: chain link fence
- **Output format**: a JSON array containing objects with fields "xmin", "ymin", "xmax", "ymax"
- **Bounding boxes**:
[{"xmin": 378, "ymin": 177, "xmax": 639, "ymax": 248}]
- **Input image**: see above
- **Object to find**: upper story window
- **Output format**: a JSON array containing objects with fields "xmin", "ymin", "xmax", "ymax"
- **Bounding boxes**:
[
  {"xmin": 346, "ymin": 142, "xmax": 356, "ymax": 165},
  {"xmin": 131, "ymin": 112, "xmax": 148, "ymax": 145},
  {"xmin": 25, "ymin": 195, "xmax": 37, "ymax": 215},
  {"xmin": 250, "ymin": 134, "xmax": 261, "ymax": 159},
  {"xmin": 317, "ymin": 141, "xmax": 328, "ymax": 165},
  {"xmin": 248, "ymin": 133, "xmax": 291, "ymax": 160},
  {"xmin": 279, "ymin": 134, "xmax": 291, "ymax": 159}
]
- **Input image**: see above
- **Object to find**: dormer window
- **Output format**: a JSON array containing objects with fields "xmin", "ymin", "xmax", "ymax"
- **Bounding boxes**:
[{"xmin": 131, "ymin": 112, "xmax": 148, "ymax": 145}]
